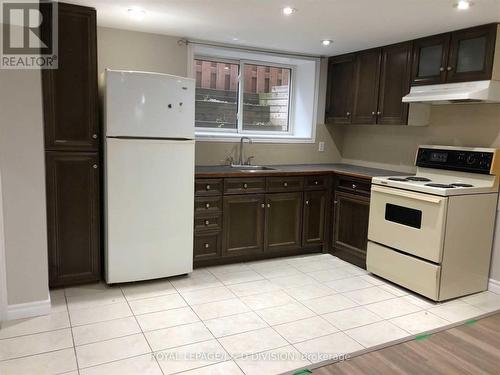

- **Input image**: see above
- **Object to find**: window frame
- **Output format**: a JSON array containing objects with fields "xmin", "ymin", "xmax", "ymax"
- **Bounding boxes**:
[{"xmin": 193, "ymin": 55, "xmax": 296, "ymax": 138}]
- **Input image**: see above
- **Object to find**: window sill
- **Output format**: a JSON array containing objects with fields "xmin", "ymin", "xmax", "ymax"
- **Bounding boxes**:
[{"xmin": 195, "ymin": 132, "xmax": 315, "ymax": 144}]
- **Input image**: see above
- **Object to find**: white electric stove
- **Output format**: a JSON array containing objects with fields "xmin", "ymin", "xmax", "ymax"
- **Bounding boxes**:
[{"xmin": 367, "ymin": 145, "xmax": 500, "ymax": 301}]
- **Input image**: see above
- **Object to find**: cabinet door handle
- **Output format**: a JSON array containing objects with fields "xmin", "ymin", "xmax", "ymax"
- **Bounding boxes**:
[
  {"xmin": 206, "ymin": 184, "xmax": 211, "ymax": 191},
  {"xmin": 92, "ymin": 134, "xmax": 98, "ymax": 139},
  {"xmin": 283, "ymin": 182, "xmax": 288, "ymax": 187},
  {"xmin": 377, "ymin": 111, "xmax": 381, "ymax": 115},
  {"xmin": 261, "ymin": 203, "xmax": 265, "ymax": 208},
  {"xmin": 267, "ymin": 203, "xmax": 271, "ymax": 208},
  {"xmin": 314, "ymin": 180, "xmax": 319, "ymax": 185},
  {"xmin": 305, "ymin": 200, "xmax": 309, "ymax": 205},
  {"xmin": 204, "ymin": 243, "xmax": 210, "ymax": 249},
  {"xmin": 243, "ymin": 183, "xmax": 248, "ymax": 189},
  {"xmin": 346, "ymin": 111, "xmax": 351, "ymax": 116},
  {"xmin": 92, "ymin": 164, "xmax": 98, "ymax": 169},
  {"xmin": 204, "ymin": 220, "xmax": 210, "ymax": 226},
  {"xmin": 446, "ymin": 66, "xmax": 453, "ymax": 71},
  {"xmin": 205, "ymin": 203, "xmax": 210, "ymax": 209},
  {"xmin": 352, "ymin": 184, "xmax": 357, "ymax": 189},
  {"xmin": 371, "ymin": 111, "xmax": 376, "ymax": 115},
  {"xmin": 334, "ymin": 200, "xmax": 338, "ymax": 204},
  {"xmin": 439, "ymin": 67, "xmax": 445, "ymax": 72}
]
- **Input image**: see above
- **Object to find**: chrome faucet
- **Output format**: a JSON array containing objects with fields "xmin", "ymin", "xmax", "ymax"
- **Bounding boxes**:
[{"xmin": 238, "ymin": 137, "xmax": 253, "ymax": 166}]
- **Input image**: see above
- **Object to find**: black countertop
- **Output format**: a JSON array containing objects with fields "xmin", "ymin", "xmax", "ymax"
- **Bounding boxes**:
[{"xmin": 195, "ymin": 163, "xmax": 409, "ymax": 180}]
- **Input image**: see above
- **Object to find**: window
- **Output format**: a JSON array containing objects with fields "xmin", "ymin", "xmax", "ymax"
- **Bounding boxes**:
[
  {"xmin": 190, "ymin": 45, "xmax": 319, "ymax": 143},
  {"xmin": 193, "ymin": 58, "xmax": 292, "ymax": 134}
]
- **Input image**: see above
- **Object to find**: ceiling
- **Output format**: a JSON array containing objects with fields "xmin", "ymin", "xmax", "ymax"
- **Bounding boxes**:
[{"xmin": 68, "ymin": 0, "xmax": 500, "ymax": 55}]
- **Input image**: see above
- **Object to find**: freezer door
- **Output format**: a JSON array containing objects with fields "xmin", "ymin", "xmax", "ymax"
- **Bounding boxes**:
[
  {"xmin": 105, "ymin": 70, "xmax": 195, "ymax": 139},
  {"xmin": 105, "ymin": 138, "xmax": 194, "ymax": 283}
]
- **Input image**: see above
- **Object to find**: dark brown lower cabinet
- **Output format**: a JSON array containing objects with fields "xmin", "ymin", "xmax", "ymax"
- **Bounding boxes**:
[
  {"xmin": 222, "ymin": 194, "xmax": 265, "ymax": 256},
  {"xmin": 45, "ymin": 152, "xmax": 101, "ymax": 287},
  {"xmin": 332, "ymin": 190, "xmax": 370, "ymax": 269},
  {"xmin": 302, "ymin": 190, "xmax": 327, "ymax": 247},
  {"xmin": 265, "ymin": 192, "xmax": 303, "ymax": 252}
]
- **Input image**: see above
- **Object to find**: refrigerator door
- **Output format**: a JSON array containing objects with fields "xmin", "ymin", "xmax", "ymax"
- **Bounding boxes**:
[
  {"xmin": 105, "ymin": 138, "xmax": 194, "ymax": 283},
  {"xmin": 105, "ymin": 70, "xmax": 195, "ymax": 139}
]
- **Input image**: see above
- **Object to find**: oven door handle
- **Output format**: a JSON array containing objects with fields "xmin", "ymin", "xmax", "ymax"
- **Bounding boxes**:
[{"xmin": 372, "ymin": 185, "xmax": 444, "ymax": 204}]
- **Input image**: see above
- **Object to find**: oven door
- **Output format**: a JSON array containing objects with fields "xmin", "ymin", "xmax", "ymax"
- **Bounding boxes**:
[{"xmin": 368, "ymin": 185, "xmax": 448, "ymax": 262}]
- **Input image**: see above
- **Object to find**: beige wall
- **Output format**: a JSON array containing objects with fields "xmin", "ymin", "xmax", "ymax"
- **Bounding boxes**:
[
  {"xmin": 97, "ymin": 28, "xmax": 342, "ymax": 165},
  {"xmin": 0, "ymin": 68, "xmax": 49, "ymax": 306}
]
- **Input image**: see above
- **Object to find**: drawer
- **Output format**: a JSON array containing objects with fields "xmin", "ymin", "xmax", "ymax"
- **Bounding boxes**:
[
  {"xmin": 195, "ymin": 179, "xmax": 223, "ymax": 196},
  {"xmin": 194, "ymin": 196, "xmax": 222, "ymax": 215},
  {"xmin": 194, "ymin": 231, "xmax": 221, "ymax": 260},
  {"xmin": 224, "ymin": 177, "xmax": 265, "ymax": 194},
  {"xmin": 367, "ymin": 241, "xmax": 440, "ymax": 301},
  {"xmin": 194, "ymin": 214, "xmax": 222, "ymax": 232},
  {"xmin": 266, "ymin": 176, "xmax": 304, "ymax": 192},
  {"xmin": 304, "ymin": 175, "xmax": 329, "ymax": 190},
  {"xmin": 336, "ymin": 175, "xmax": 371, "ymax": 196}
]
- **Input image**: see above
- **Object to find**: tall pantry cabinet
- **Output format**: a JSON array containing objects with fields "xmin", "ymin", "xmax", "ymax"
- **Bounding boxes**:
[{"xmin": 42, "ymin": 3, "xmax": 101, "ymax": 287}]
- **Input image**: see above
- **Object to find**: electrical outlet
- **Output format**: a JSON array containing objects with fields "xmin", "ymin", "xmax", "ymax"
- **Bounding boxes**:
[{"xmin": 318, "ymin": 141, "xmax": 325, "ymax": 152}]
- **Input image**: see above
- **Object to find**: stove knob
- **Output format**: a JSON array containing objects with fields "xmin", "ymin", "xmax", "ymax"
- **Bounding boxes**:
[{"xmin": 466, "ymin": 154, "xmax": 477, "ymax": 165}]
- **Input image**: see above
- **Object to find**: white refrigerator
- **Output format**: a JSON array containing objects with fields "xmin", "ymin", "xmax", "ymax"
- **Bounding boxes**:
[{"xmin": 104, "ymin": 70, "xmax": 195, "ymax": 284}]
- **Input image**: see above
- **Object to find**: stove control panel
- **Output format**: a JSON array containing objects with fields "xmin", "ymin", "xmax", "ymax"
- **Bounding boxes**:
[{"xmin": 416, "ymin": 147, "xmax": 495, "ymax": 174}]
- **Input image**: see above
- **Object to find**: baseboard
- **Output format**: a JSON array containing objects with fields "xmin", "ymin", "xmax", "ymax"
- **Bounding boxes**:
[
  {"xmin": 5, "ymin": 295, "xmax": 51, "ymax": 321},
  {"xmin": 488, "ymin": 278, "xmax": 500, "ymax": 295}
]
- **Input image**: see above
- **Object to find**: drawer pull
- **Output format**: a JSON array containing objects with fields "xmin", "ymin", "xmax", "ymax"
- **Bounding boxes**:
[
  {"xmin": 267, "ymin": 203, "xmax": 271, "ymax": 208},
  {"xmin": 352, "ymin": 184, "xmax": 357, "ymax": 189},
  {"xmin": 314, "ymin": 180, "xmax": 319, "ymax": 185},
  {"xmin": 204, "ymin": 243, "xmax": 210, "ymax": 249},
  {"xmin": 92, "ymin": 164, "xmax": 98, "ymax": 169},
  {"xmin": 92, "ymin": 134, "xmax": 98, "ymax": 139},
  {"xmin": 261, "ymin": 203, "xmax": 265, "ymax": 208},
  {"xmin": 334, "ymin": 200, "xmax": 338, "ymax": 204},
  {"xmin": 305, "ymin": 200, "xmax": 309, "ymax": 205},
  {"xmin": 283, "ymin": 182, "xmax": 288, "ymax": 187},
  {"xmin": 205, "ymin": 184, "xmax": 211, "ymax": 191},
  {"xmin": 204, "ymin": 220, "xmax": 210, "ymax": 226},
  {"xmin": 205, "ymin": 203, "xmax": 210, "ymax": 209},
  {"xmin": 243, "ymin": 183, "xmax": 248, "ymax": 189}
]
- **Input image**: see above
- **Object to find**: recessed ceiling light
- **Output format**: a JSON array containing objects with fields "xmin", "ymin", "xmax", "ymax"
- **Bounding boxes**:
[
  {"xmin": 455, "ymin": 0, "xmax": 472, "ymax": 10},
  {"xmin": 232, "ymin": 37, "xmax": 239, "ymax": 41},
  {"xmin": 127, "ymin": 7, "xmax": 146, "ymax": 20},
  {"xmin": 322, "ymin": 40, "xmax": 333, "ymax": 46},
  {"xmin": 282, "ymin": 7, "xmax": 297, "ymax": 16}
]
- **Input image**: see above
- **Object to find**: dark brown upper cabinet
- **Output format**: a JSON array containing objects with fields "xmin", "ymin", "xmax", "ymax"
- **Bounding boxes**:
[
  {"xmin": 264, "ymin": 192, "xmax": 303, "ymax": 252},
  {"xmin": 377, "ymin": 42, "xmax": 412, "ymax": 125},
  {"xmin": 325, "ymin": 54, "xmax": 356, "ymax": 124},
  {"xmin": 222, "ymin": 194, "xmax": 265, "ymax": 256},
  {"xmin": 412, "ymin": 24, "xmax": 497, "ymax": 85},
  {"xmin": 352, "ymin": 49, "xmax": 382, "ymax": 124},
  {"xmin": 46, "ymin": 152, "xmax": 101, "ymax": 287},
  {"xmin": 302, "ymin": 190, "xmax": 327, "ymax": 247},
  {"xmin": 42, "ymin": 3, "xmax": 99, "ymax": 151}
]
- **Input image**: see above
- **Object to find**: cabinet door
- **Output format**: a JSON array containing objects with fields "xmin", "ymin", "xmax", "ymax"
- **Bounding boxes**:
[
  {"xmin": 42, "ymin": 3, "xmax": 99, "ymax": 151},
  {"xmin": 265, "ymin": 192, "xmax": 303, "ymax": 252},
  {"xmin": 223, "ymin": 194, "xmax": 265, "ymax": 256},
  {"xmin": 332, "ymin": 191, "xmax": 370, "ymax": 269},
  {"xmin": 302, "ymin": 190, "xmax": 327, "ymax": 247},
  {"xmin": 325, "ymin": 55, "xmax": 356, "ymax": 124},
  {"xmin": 446, "ymin": 24, "xmax": 497, "ymax": 83},
  {"xmin": 377, "ymin": 42, "xmax": 412, "ymax": 125},
  {"xmin": 411, "ymin": 34, "xmax": 450, "ymax": 85},
  {"xmin": 46, "ymin": 152, "xmax": 101, "ymax": 287},
  {"xmin": 352, "ymin": 49, "xmax": 382, "ymax": 124}
]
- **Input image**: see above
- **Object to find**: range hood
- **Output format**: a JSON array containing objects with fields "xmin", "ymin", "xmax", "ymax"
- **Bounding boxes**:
[{"xmin": 402, "ymin": 80, "xmax": 500, "ymax": 104}]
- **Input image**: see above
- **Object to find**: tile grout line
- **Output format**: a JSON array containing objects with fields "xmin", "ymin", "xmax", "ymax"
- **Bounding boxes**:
[{"xmin": 65, "ymin": 292, "xmax": 81, "ymax": 373}]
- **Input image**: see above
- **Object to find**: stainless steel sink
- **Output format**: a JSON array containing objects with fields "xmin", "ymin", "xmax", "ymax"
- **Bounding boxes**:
[{"xmin": 231, "ymin": 165, "xmax": 277, "ymax": 172}]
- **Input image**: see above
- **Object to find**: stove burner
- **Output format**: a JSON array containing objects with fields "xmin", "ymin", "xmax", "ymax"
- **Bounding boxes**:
[
  {"xmin": 388, "ymin": 177, "xmax": 409, "ymax": 182},
  {"xmin": 451, "ymin": 183, "xmax": 474, "ymax": 187},
  {"xmin": 425, "ymin": 183, "xmax": 456, "ymax": 189},
  {"xmin": 406, "ymin": 176, "xmax": 432, "ymax": 182}
]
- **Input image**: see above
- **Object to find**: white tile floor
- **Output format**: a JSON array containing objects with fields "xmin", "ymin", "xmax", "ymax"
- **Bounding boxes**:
[{"xmin": 2, "ymin": 253, "xmax": 500, "ymax": 375}]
